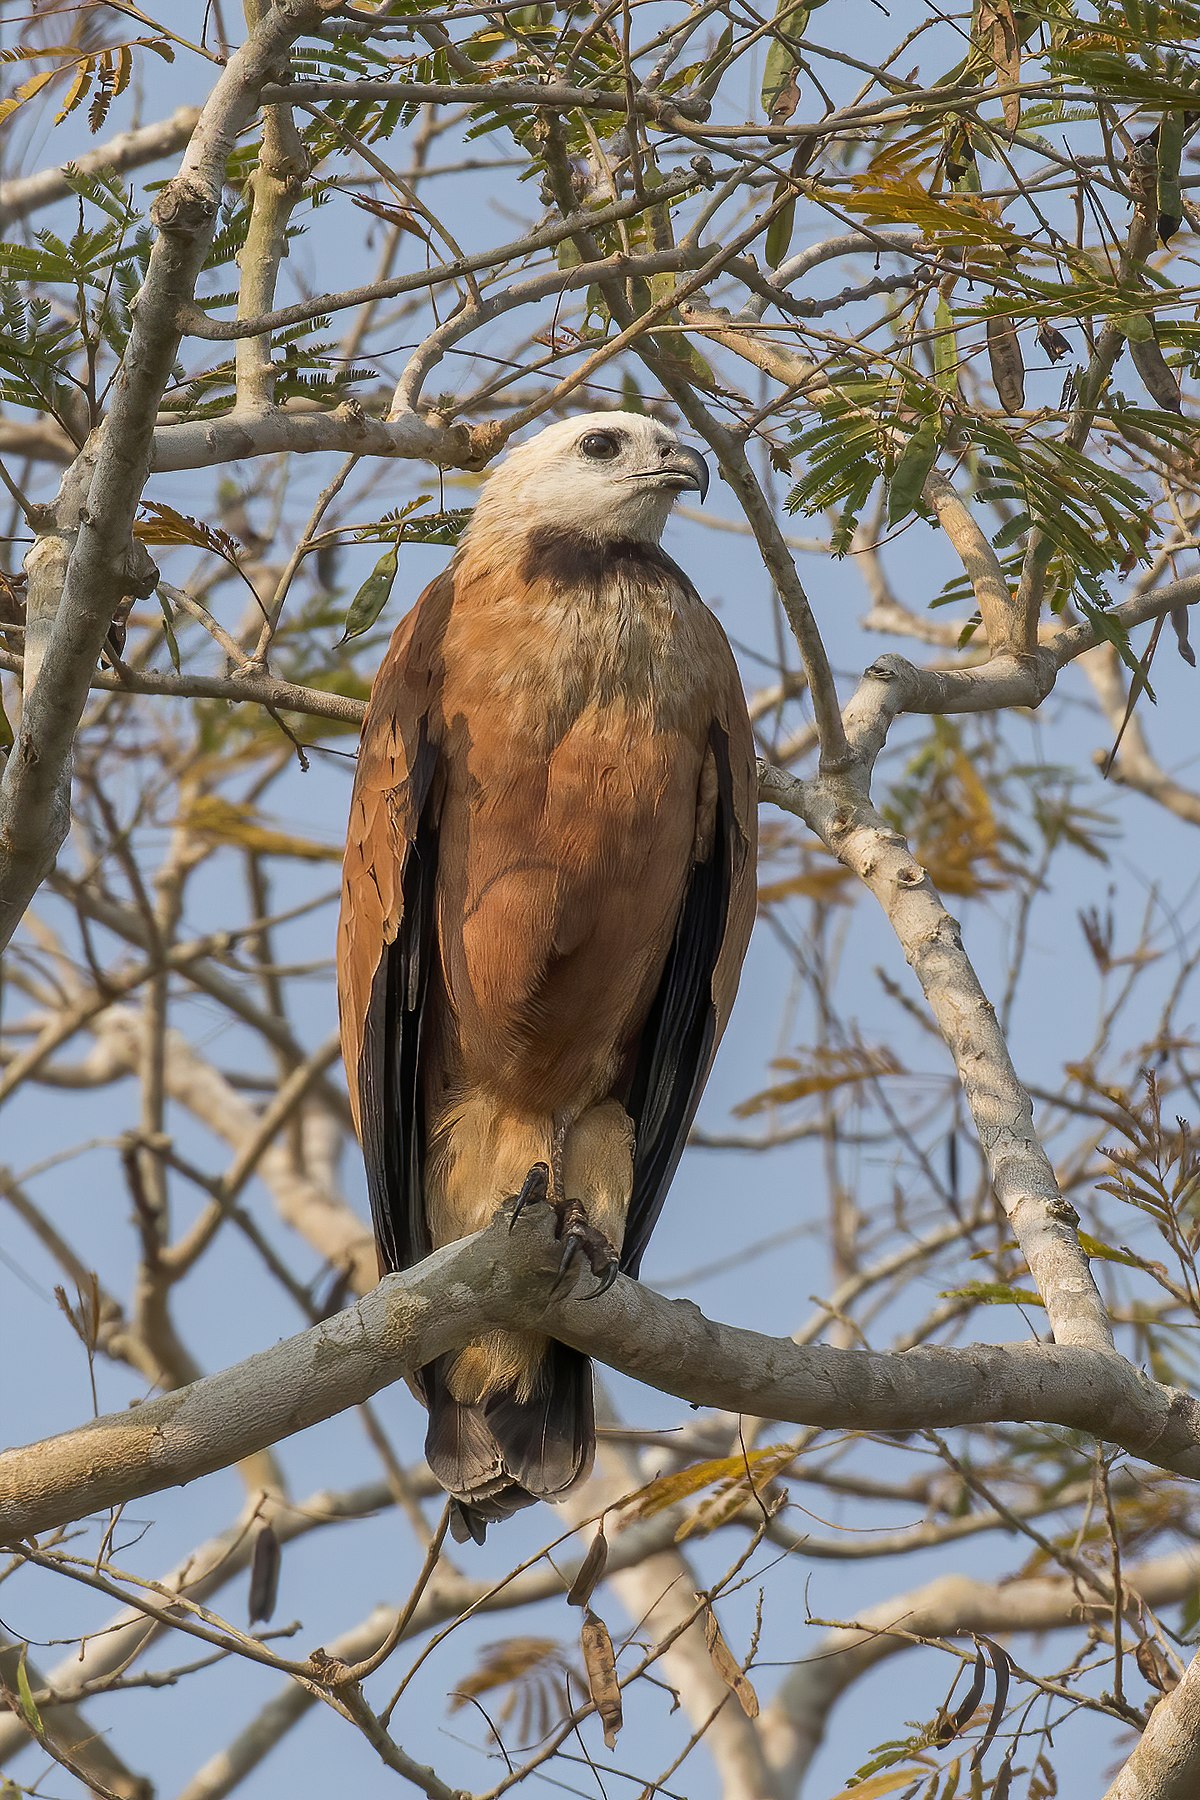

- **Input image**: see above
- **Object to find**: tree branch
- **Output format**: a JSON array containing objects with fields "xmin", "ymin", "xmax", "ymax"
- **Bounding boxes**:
[
  {"xmin": 4, "ymin": 1201, "xmax": 1199, "ymax": 1545},
  {"xmin": 259, "ymin": 77, "xmax": 709, "ymax": 126},
  {"xmin": 0, "ymin": 109, "xmax": 202, "ymax": 228},
  {"xmin": 0, "ymin": 0, "xmax": 349, "ymax": 954}
]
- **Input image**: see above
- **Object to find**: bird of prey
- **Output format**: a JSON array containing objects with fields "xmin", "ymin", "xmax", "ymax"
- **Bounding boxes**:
[{"xmin": 338, "ymin": 412, "xmax": 757, "ymax": 1541}]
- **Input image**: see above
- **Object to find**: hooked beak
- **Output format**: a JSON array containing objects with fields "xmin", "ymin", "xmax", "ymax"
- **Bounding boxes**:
[
  {"xmin": 661, "ymin": 444, "xmax": 709, "ymax": 502},
  {"xmin": 627, "ymin": 443, "xmax": 710, "ymax": 502}
]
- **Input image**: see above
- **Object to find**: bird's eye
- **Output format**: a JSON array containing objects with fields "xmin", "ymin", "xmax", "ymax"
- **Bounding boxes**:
[{"xmin": 579, "ymin": 430, "xmax": 621, "ymax": 461}]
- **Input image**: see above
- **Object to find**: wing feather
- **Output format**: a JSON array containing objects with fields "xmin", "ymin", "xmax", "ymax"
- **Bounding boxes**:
[
  {"xmin": 337, "ymin": 573, "xmax": 452, "ymax": 1274},
  {"xmin": 621, "ymin": 630, "xmax": 757, "ymax": 1276}
]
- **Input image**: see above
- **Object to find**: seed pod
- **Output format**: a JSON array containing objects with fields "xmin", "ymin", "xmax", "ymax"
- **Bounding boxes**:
[
  {"xmin": 700, "ymin": 1602, "xmax": 760, "ymax": 1718},
  {"xmin": 1036, "ymin": 320, "xmax": 1071, "ymax": 362},
  {"xmin": 765, "ymin": 183, "xmax": 797, "ymax": 269},
  {"xmin": 934, "ymin": 1645, "xmax": 987, "ymax": 1745},
  {"xmin": 887, "ymin": 416, "xmax": 939, "ymax": 526},
  {"xmin": 982, "ymin": 0, "xmax": 1021, "ymax": 130},
  {"xmin": 249, "ymin": 1522, "xmax": 281, "ymax": 1625},
  {"xmin": 933, "ymin": 295, "xmax": 960, "ymax": 394},
  {"xmin": 566, "ymin": 1525, "xmax": 608, "ymax": 1609},
  {"xmin": 986, "ymin": 314, "xmax": 1025, "ymax": 412},
  {"xmin": 1170, "ymin": 605, "xmax": 1196, "ymax": 667},
  {"xmin": 580, "ymin": 1610, "xmax": 622, "ymax": 1749},
  {"xmin": 1128, "ymin": 131, "xmax": 1159, "ymax": 215},
  {"xmin": 1129, "ymin": 331, "xmax": 1182, "ymax": 413},
  {"xmin": 1136, "ymin": 1637, "xmax": 1180, "ymax": 1694},
  {"xmin": 338, "ymin": 541, "xmax": 399, "ymax": 645},
  {"xmin": 1157, "ymin": 113, "xmax": 1184, "ymax": 245}
]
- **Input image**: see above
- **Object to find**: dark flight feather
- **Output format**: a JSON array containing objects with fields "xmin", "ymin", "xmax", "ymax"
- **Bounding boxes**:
[
  {"xmin": 358, "ymin": 726, "xmax": 439, "ymax": 1275},
  {"xmin": 622, "ymin": 724, "xmax": 739, "ymax": 1277}
]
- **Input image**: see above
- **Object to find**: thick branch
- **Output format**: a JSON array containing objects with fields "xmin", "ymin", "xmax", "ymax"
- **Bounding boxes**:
[
  {"xmin": 761, "ymin": 757, "xmax": 1114, "ymax": 1353},
  {"xmin": 1103, "ymin": 1648, "xmax": 1200, "ymax": 1800},
  {"xmin": 3, "ymin": 1202, "xmax": 1197, "ymax": 1545}
]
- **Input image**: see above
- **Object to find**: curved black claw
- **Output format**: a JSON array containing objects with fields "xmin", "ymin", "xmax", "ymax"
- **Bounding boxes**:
[
  {"xmin": 550, "ymin": 1198, "xmax": 620, "ymax": 1299},
  {"xmin": 505, "ymin": 1162, "xmax": 551, "ymax": 1233}
]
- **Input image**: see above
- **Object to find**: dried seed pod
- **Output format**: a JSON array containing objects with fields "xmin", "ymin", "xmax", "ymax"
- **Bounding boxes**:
[
  {"xmin": 700, "ymin": 1602, "xmax": 760, "ymax": 1718},
  {"xmin": 248, "ymin": 1522, "xmax": 281, "ymax": 1625},
  {"xmin": 1036, "ymin": 321, "xmax": 1071, "ymax": 362},
  {"xmin": 934, "ymin": 1645, "xmax": 987, "ymax": 1745},
  {"xmin": 580, "ymin": 1610, "xmax": 622, "ymax": 1749},
  {"xmin": 982, "ymin": 0, "xmax": 1021, "ymax": 130},
  {"xmin": 986, "ymin": 314, "xmax": 1025, "ymax": 411},
  {"xmin": 1129, "ymin": 332, "xmax": 1182, "ymax": 413},
  {"xmin": 1170, "ymin": 605, "xmax": 1196, "ymax": 667},
  {"xmin": 566, "ymin": 1525, "xmax": 608, "ymax": 1609},
  {"xmin": 1136, "ymin": 1637, "xmax": 1180, "ymax": 1695}
]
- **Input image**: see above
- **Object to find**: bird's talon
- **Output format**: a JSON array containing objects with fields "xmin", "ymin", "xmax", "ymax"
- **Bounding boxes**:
[
  {"xmin": 506, "ymin": 1162, "xmax": 550, "ymax": 1233},
  {"xmin": 551, "ymin": 1198, "xmax": 619, "ymax": 1297}
]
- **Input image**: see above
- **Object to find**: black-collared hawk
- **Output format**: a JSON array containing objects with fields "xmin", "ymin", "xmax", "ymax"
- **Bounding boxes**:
[{"xmin": 338, "ymin": 413, "xmax": 757, "ymax": 1541}]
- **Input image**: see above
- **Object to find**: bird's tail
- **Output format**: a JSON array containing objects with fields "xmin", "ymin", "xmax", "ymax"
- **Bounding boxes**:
[{"xmin": 423, "ymin": 1343, "xmax": 595, "ymax": 1543}]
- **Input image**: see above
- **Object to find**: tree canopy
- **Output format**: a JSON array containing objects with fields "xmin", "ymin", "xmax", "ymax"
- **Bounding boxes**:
[{"xmin": 4, "ymin": 2, "xmax": 1200, "ymax": 1796}]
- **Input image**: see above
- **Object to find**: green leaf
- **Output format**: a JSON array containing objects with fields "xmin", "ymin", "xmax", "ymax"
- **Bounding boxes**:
[
  {"xmin": 1114, "ymin": 310, "xmax": 1154, "ymax": 344},
  {"xmin": 339, "ymin": 543, "xmax": 399, "ymax": 644},
  {"xmin": 1078, "ymin": 598, "xmax": 1155, "ymax": 694},
  {"xmin": 761, "ymin": 1, "xmax": 822, "ymax": 125},
  {"xmin": 939, "ymin": 1281, "xmax": 1045, "ymax": 1307},
  {"xmin": 765, "ymin": 187, "xmax": 797, "ymax": 269},
  {"xmin": 15, "ymin": 1651, "xmax": 41, "ymax": 1736},
  {"xmin": 887, "ymin": 416, "xmax": 939, "ymax": 526},
  {"xmin": 694, "ymin": 22, "xmax": 733, "ymax": 100},
  {"xmin": 1181, "ymin": 1586, "xmax": 1200, "ymax": 1640},
  {"xmin": 1076, "ymin": 1230, "xmax": 1142, "ymax": 1268},
  {"xmin": 933, "ymin": 296, "xmax": 959, "ymax": 394}
]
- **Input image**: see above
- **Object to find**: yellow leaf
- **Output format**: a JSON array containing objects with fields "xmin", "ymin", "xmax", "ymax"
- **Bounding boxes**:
[
  {"xmin": 0, "ymin": 65, "xmax": 62, "ymax": 125},
  {"xmin": 182, "ymin": 796, "xmax": 341, "ymax": 862},
  {"xmin": 676, "ymin": 1443, "xmax": 796, "ymax": 1541},
  {"xmin": 450, "ymin": 1638, "xmax": 561, "ymax": 1709},
  {"xmin": 112, "ymin": 43, "xmax": 133, "ymax": 100},
  {"xmin": 826, "ymin": 1772, "xmax": 931, "ymax": 1800},
  {"xmin": 817, "ymin": 174, "xmax": 1017, "ymax": 250},
  {"xmin": 54, "ymin": 59, "xmax": 93, "ymax": 125},
  {"xmin": 622, "ymin": 1445, "xmax": 795, "ymax": 1522},
  {"xmin": 734, "ymin": 1045, "xmax": 904, "ymax": 1117},
  {"xmin": 758, "ymin": 866, "xmax": 854, "ymax": 905}
]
